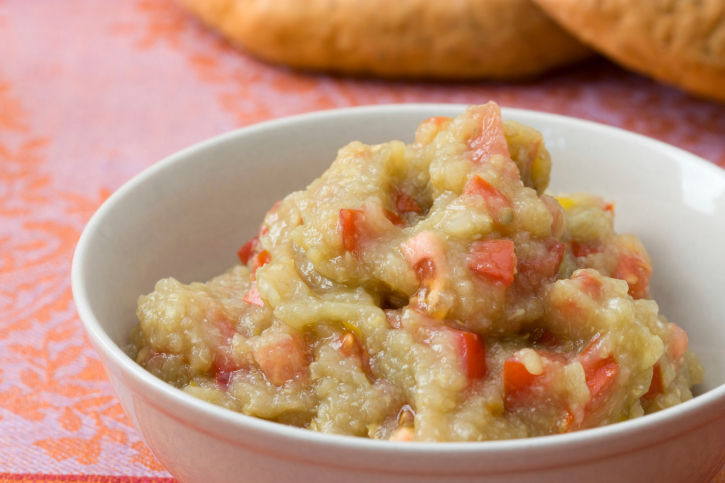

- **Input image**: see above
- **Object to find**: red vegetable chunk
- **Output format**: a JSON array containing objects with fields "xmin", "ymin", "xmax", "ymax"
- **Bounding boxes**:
[
  {"xmin": 467, "ymin": 239, "xmax": 517, "ymax": 286},
  {"xmin": 642, "ymin": 363, "xmax": 663, "ymax": 401},
  {"xmin": 237, "ymin": 236, "xmax": 259, "ymax": 264},
  {"xmin": 614, "ymin": 254, "xmax": 651, "ymax": 300},
  {"xmin": 396, "ymin": 192, "xmax": 423, "ymax": 214},
  {"xmin": 243, "ymin": 282, "xmax": 264, "ymax": 307},
  {"xmin": 464, "ymin": 174, "xmax": 512, "ymax": 220},
  {"xmin": 456, "ymin": 330, "xmax": 487, "ymax": 380},
  {"xmin": 578, "ymin": 337, "xmax": 619, "ymax": 399},
  {"xmin": 466, "ymin": 102, "xmax": 510, "ymax": 164},
  {"xmin": 570, "ymin": 240, "xmax": 603, "ymax": 258},
  {"xmin": 503, "ymin": 358, "xmax": 537, "ymax": 399},
  {"xmin": 252, "ymin": 332, "xmax": 308, "ymax": 386},
  {"xmin": 384, "ymin": 209, "xmax": 408, "ymax": 228},
  {"xmin": 339, "ymin": 208, "xmax": 365, "ymax": 252}
]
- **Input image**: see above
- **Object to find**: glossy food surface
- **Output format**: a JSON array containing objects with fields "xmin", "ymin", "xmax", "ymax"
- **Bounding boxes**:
[{"xmin": 129, "ymin": 103, "xmax": 702, "ymax": 442}]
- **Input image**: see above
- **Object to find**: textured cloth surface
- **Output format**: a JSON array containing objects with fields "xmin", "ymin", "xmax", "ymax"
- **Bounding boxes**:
[{"xmin": 0, "ymin": 0, "xmax": 724, "ymax": 480}]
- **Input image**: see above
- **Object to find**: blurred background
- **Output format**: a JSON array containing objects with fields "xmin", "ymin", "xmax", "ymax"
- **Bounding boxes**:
[{"xmin": 0, "ymin": 0, "xmax": 723, "ymax": 481}]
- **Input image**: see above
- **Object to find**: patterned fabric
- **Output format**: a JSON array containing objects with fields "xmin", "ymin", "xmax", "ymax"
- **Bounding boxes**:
[{"xmin": 0, "ymin": 0, "xmax": 723, "ymax": 480}]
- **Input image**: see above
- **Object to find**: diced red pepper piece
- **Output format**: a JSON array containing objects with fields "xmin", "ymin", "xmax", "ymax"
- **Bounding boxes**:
[
  {"xmin": 571, "ymin": 240, "xmax": 603, "ymax": 258},
  {"xmin": 467, "ymin": 102, "xmax": 511, "ymax": 163},
  {"xmin": 243, "ymin": 282, "xmax": 264, "ymax": 307},
  {"xmin": 383, "ymin": 209, "xmax": 408, "ymax": 228},
  {"xmin": 642, "ymin": 363, "xmax": 663, "ymax": 401},
  {"xmin": 251, "ymin": 250, "xmax": 271, "ymax": 273},
  {"xmin": 396, "ymin": 192, "xmax": 423, "ymax": 214},
  {"xmin": 464, "ymin": 174, "xmax": 512, "ymax": 219},
  {"xmin": 457, "ymin": 330, "xmax": 487, "ymax": 380},
  {"xmin": 614, "ymin": 254, "xmax": 652, "ymax": 299},
  {"xmin": 468, "ymin": 239, "xmax": 517, "ymax": 286},
  {"xmin": 237, "ymin": 236, "xmax": 259, "ymax": 265},
  {"xmin": 252, "ymin": 332, "xmax": 309, "ymax": 386},
  {"xmin": 503, "ymin": 358, "xmax": 537, "ymax": 398},
  {"xmin": 578, "ymin": 337, "xmax": 619, "ymax": 399},
  {"xmin": 339, "ymin": 208, "xmax": 365, "ymax": 253}
]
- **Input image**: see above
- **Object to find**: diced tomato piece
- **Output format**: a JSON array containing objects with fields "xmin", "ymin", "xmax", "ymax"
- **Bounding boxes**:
[
  {"xmin": 456, "ymin": 331, "xmax": 487, "ymax": 380},
  {"xmin": 400, "ymin": 232, "xmax": 450, "ymax": 316},
  {"xmin": 540, "ymin": 195, "xmax": 565, "ymax": 238},
  {"xmin": 570, "ymin": 240, "xmax": 603, "ymax": 258},
  {"xmin": 466, "ymin": 102, "xmax": 510, "ymax": 163},
  {"xmin": 251, "ymin": 250, "xmax": 271, "ymax": 274},
  {"xmin": 584, "ymin": 356, "xmax": 618, "ymax": 398},
  {"xmin": 401, "ymin": 232, "xmax": 446, "ymax": 283},
  {"xmin": 396, "ymin": 192, "xmax": 423, "ymax": 214},
  {"xmin": 213, "ymin": 316, "xmax": 236, "ymax": 340},
  {"xmin": 464, "ymin": 174, "xmax": 512, "ymax": 219},
  {"xmin": 383, "ymin": 209, "xmax": 408, "ymax": 228},
  {"xmin": 414, "ymin": 116, "xmax": 453, "ymax": 145},
  {"xmin": 503, "ymin": 358, "xmax": 537, "ymax": 398},
  {"xmin": 237, "ymin": 236, "xmax": 259, "ymax": 265},
  {"xmin": 215, "ymin": 370, "xmax": 232, "ymax": 390},
  {"xmin": 642, "ymin": 363, "xmax": 663, "ymax": 401},
  {"xmin": 339, "ymin": 208, "xmax": 365, "ymax": 253},
  {"xmin": 252, "ymin": 332, "xmax": 308, "ymax": 386},
  {"xmin": 578, "ymin": 337, "xmax": 619, "ymax": 399},
  {"xmin": 614, "ymin": 254, "xmax": 652, "ymax": 299},
  {"xmin": 212, "ymin": 353, "xmax": 237, "ymax": 377},
  {"xmin": 413, "ymin": 258, "xmax": 436, "ymax": 283},
  {"xmin": 259, "ymin": 223, "xmax": 269, "ymax": 237},
  {"xmin": 571, "ymin": 270, "xmax": 604, "ymax": 300},
  {"xmin": 667, "ymin": 323, "xmax": 688, "ymax": 362},
  {"xmin": 385, "ymin": 310, "xmax": 403, "ymax": 329},
  {"xmin": 543, "ymin": 241, "xmax": 567, "ymax": 277},
  {"xmin": 467, "ymin": 239, "xmax": 517, "ymax": 286},
  {"xmin": 516, "ymin": 240, "xmax": 565, "ymax": 291},
  {"xmin": 243, "ymin": 282, "xmax": 264, "ymax": 307}
]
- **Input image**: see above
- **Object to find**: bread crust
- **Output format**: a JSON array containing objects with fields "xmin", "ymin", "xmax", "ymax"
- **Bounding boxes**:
[
  {"xmin": 176, "ymin": 0, "xmax": 592, "ymax": 80},
  {"xmin": 532, "ymin": 0, "xmax": 725, "ymax": 102}
]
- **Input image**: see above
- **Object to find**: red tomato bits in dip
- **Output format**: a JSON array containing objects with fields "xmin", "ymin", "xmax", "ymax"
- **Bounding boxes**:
[{"xmin": 129, "ymin": 103, "xmax": 703, "ymax": 441}]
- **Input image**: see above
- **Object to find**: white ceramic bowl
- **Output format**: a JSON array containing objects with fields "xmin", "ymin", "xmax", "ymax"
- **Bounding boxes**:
[{"xmin": 72, "ymin": 105, "xmax": 725, "ymax": 483}]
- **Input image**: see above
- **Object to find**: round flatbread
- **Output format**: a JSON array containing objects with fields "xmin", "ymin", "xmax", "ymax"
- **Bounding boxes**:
[
  {"xmin": 176, "ymin": 0, "xmax": 593, "ymax": 80},
  {"xmin": 531, "ymin": 0, "xmax": 725, "ymax": 102}
]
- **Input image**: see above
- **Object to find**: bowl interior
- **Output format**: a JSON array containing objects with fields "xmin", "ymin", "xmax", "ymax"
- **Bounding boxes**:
[{"xmin": 75, "ymin": 105, "xmax": 725, "ymax": 397}]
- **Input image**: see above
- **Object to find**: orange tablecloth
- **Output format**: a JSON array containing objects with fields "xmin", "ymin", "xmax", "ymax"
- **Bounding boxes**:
[{"xmin": 1, "ymin": 0, "xmax": 724, "ymax": 481}]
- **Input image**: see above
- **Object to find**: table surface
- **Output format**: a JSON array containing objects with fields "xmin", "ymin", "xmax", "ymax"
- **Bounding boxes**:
[{"xmin": 1, "ymin": 1, "xmax": 724, "ymax": 481}]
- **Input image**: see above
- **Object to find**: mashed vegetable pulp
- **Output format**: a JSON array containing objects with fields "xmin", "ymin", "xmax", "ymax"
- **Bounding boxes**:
[{"xmin": 129, "ymin": 103, "xmax": 703, "ymax": 441}]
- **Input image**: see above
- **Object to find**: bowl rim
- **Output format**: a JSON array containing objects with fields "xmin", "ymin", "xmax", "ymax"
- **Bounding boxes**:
[{"xmin": 72, "ymin": 103, "xmax": 725, "ymax": 455}]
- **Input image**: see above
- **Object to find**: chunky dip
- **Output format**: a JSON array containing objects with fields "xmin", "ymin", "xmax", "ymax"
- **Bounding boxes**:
[{"xmin": 129, "ymin": 103, "xmax": 703, "ymax": 442}]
